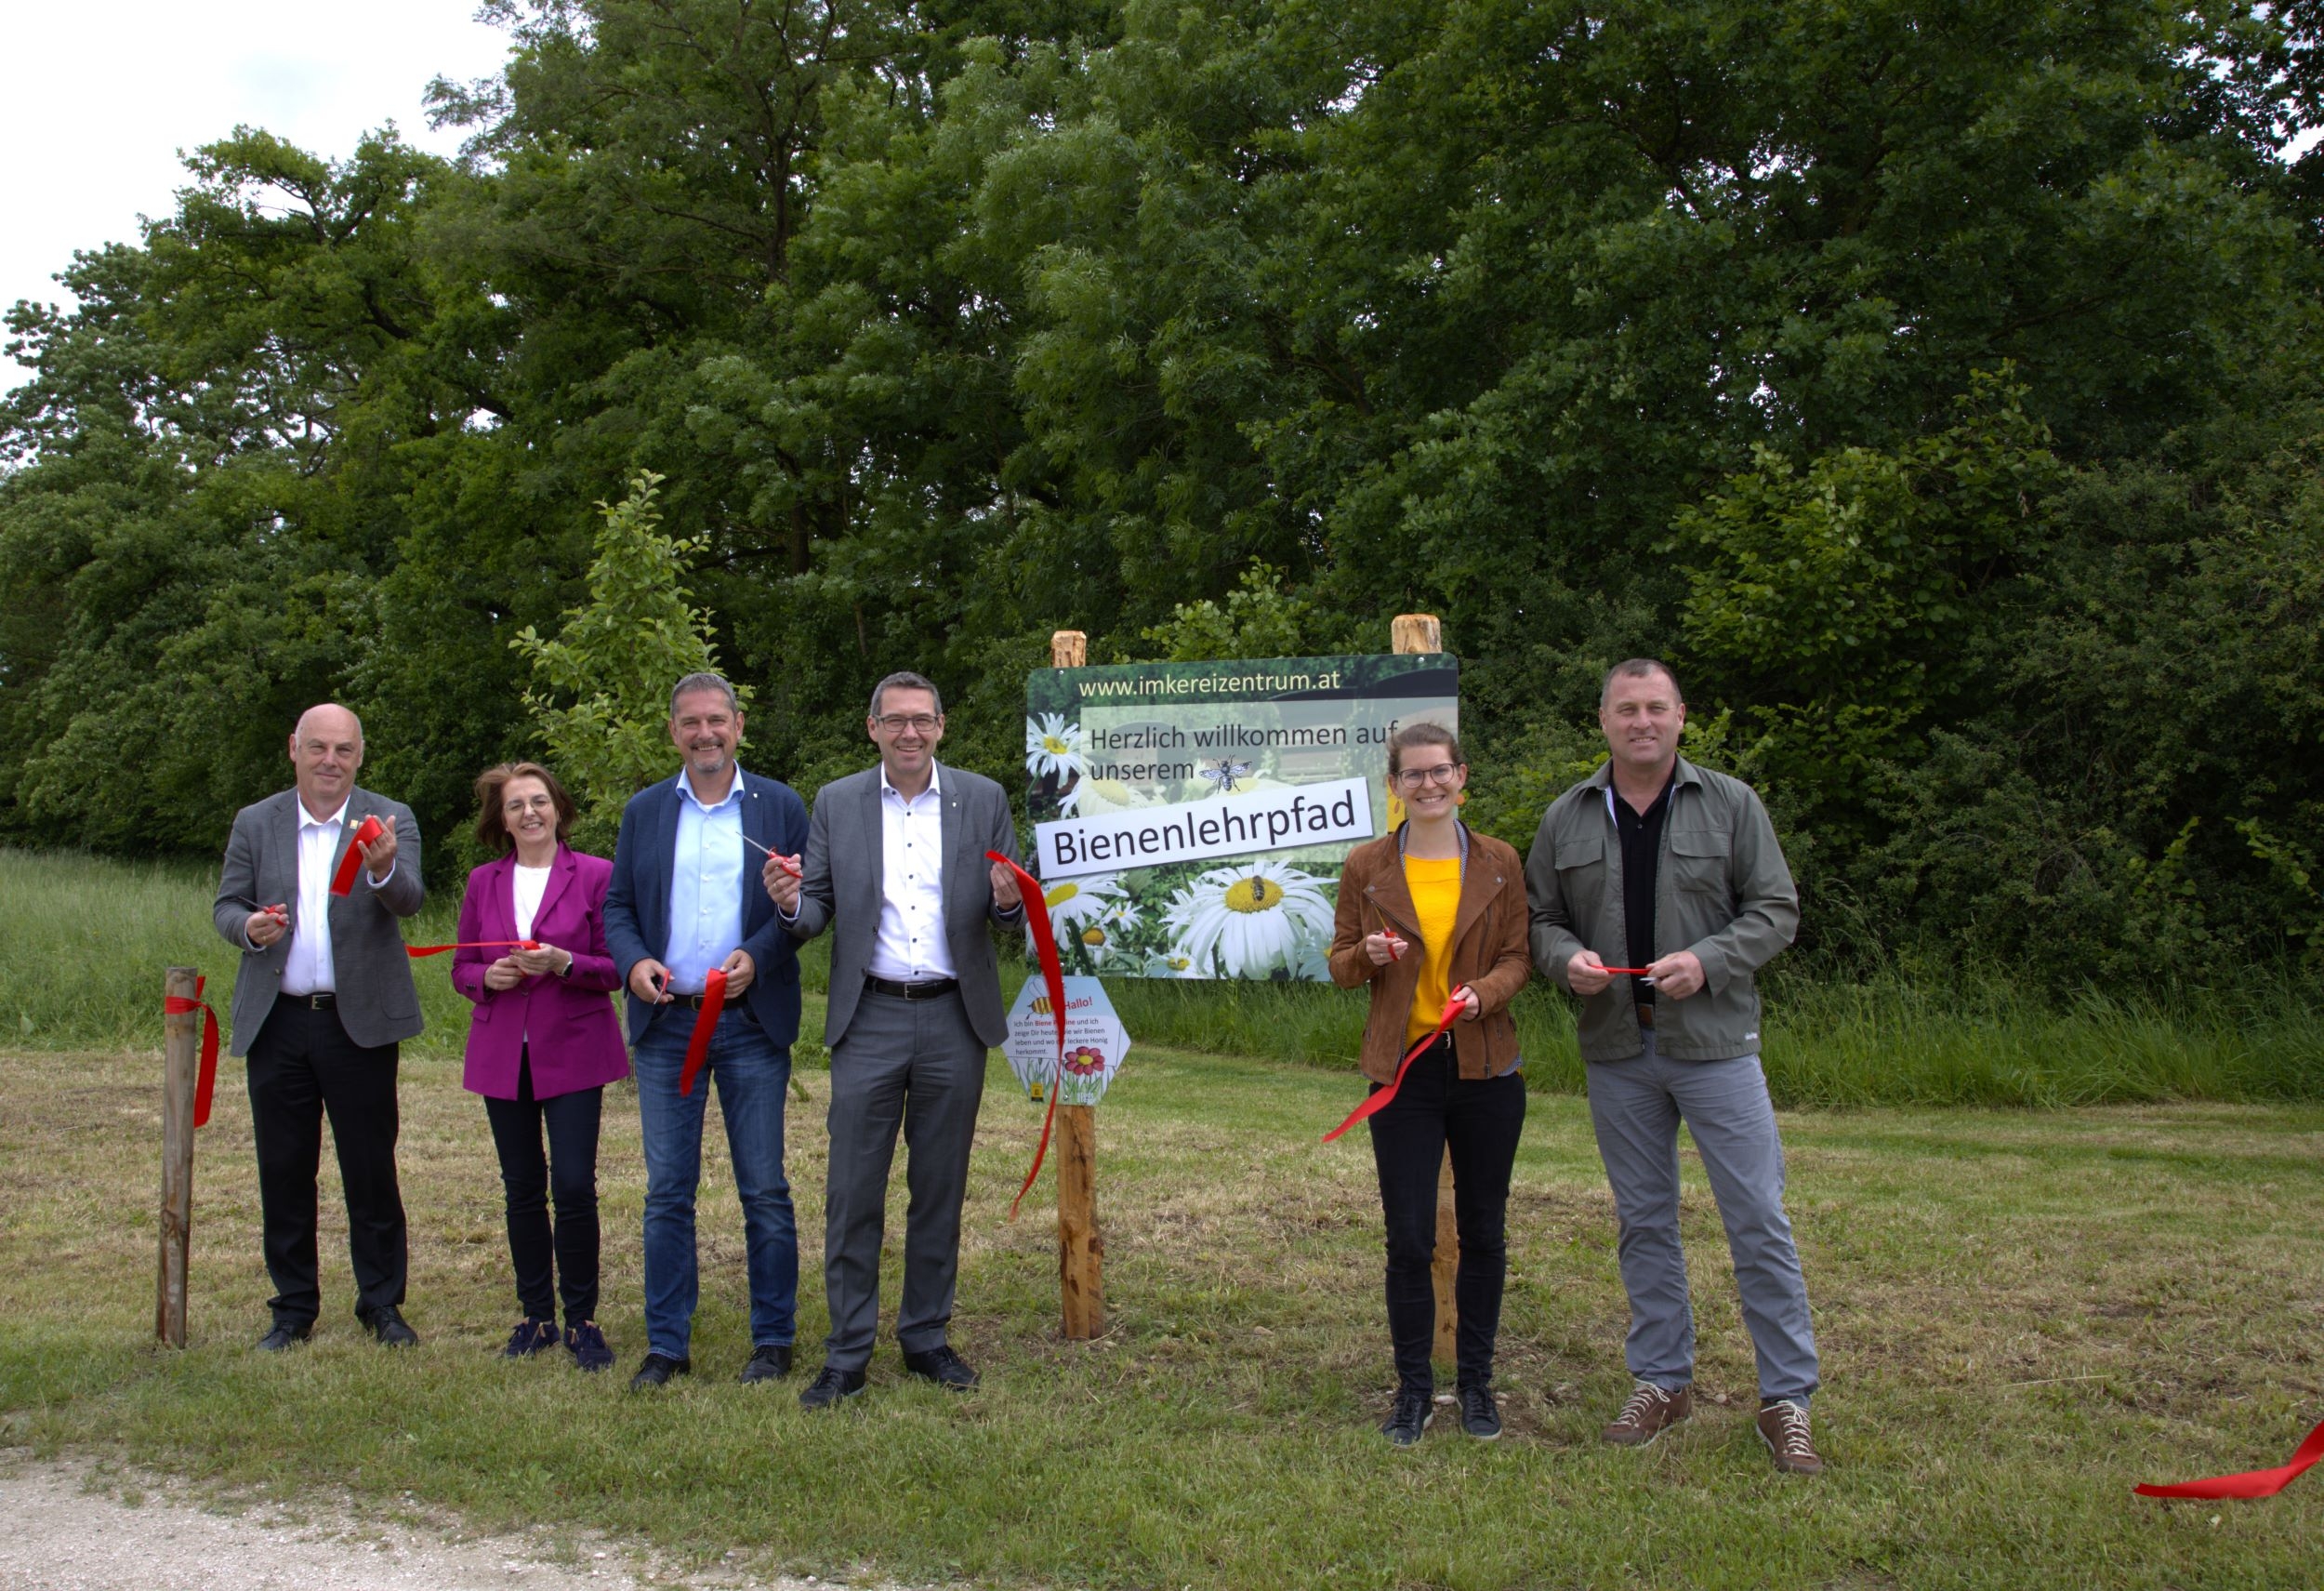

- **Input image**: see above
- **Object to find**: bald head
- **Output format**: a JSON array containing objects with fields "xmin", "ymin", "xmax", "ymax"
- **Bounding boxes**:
[{"xmin": 288, "ymin": 703, "xmax": 364, "ymax": 817}]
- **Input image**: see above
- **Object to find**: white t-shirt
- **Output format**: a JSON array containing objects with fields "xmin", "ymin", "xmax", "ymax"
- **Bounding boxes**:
[{"xmin": 513, "ymin": 864, "xmax": 553, "ymax": 941}]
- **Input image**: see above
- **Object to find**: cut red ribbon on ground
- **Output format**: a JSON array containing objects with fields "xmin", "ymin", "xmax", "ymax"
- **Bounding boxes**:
[
  {"xmin": 1322, "ymin": 991, "xmax": 1468, "ymax": 1144},
  {"xmin": 989, "ymin": 851, "xmax": 1064, "ymax": 1221},
  {"xmin": 328, "ymin": 815, "xmax": 386, "ymax": 896},
  {"xmin": 2134, "ymin": 1418, "xmax": 2324, "ymax": 1499},
  {"xmin": 161, "ymin": 976, "xmax": 219, "ymax": 1129},
  {"xmin": 678, "ymin": 968, "xmax": 728, "ymax": 1098}
]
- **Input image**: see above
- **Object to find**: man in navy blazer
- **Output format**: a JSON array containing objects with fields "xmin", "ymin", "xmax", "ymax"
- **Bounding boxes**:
[{"xmin": 604, "ymin": 672, "xmax": 810, "ymax": 1390}]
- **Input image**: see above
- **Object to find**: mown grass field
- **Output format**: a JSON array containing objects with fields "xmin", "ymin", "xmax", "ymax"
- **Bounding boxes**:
[{"xmin": 4, "ymin": 847, "xmax": 2323, "ymax": 1587}]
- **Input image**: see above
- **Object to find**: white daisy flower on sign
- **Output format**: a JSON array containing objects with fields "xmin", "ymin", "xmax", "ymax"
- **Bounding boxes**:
[
  {"xmin": 1025, "ymin": 713, "xmax": 1089, "ymax": 782},
  {"xmin": 1163, "ymin": 858, "xmax": 1336, "ymax": 979},
  {"xmin": 1040, "ymin": 872, "xmax": 1126, "ymax": 935}
]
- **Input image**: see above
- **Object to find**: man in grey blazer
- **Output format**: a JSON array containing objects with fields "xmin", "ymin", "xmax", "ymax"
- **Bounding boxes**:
[
  {"xmin": 211, "ymin": 704, "xmax": 427, "ymax": 1350},
  {"xmin": 763, "ymin": 670, "xmax": 1025, "ymax": 1407}
]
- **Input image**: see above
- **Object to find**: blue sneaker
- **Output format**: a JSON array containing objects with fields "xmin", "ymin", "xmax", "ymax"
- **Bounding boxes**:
[
  {"xmin": 564, "ymin": 1320, "xmax": 615, "ymax": 1372},
  {"xmin": 502, "ymin": 1317, "xmax": 558, "ymax": 1359}
]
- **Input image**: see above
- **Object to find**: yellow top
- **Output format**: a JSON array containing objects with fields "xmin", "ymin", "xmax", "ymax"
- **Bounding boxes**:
[{"xmin": 1402, "ymin": 855, "xmax": 1462, "ymax": 1045}]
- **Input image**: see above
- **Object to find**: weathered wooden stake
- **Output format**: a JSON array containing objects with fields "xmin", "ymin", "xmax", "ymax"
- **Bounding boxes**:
[
  {"xmin": 1050, "ymin": 628, "xmax": 1104, "ymax": 1339},
  {"xmin": 1392, "ymin": 614, "xmax": 1460, "ymax": 1365},
  {"xmin": 157, "ymin": 965, "xmax": 200, "ymax": 1348}
]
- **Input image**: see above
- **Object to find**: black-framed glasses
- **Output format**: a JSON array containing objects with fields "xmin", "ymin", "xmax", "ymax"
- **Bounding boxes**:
[
  {"xmin": 1395, "ymin": 763, "xmax": 1462, "ymax": 789},
  {"xmin": 875, "ymin": 713, "xmax": 941, "ymax": 734}
]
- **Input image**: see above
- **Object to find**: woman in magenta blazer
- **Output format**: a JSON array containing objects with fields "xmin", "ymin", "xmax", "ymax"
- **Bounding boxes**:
[{"xmin": 453, "ymin": 762, "xmax": 629, "ymax": 1371}]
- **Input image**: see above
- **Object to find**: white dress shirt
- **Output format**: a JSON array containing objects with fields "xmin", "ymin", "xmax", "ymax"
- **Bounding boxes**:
[
  {"xmin": 869, "ymin": 763, "xmax": 956, "ymax": 982},
  {"xmin": 280, "ymin": 799, "xmax": 350, "ymax": 996}
]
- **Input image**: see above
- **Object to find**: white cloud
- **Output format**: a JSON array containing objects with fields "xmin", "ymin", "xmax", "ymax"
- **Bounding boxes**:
[{"xmin": 2, "ymin": 0, "xmax": 514, "ymax": 394}]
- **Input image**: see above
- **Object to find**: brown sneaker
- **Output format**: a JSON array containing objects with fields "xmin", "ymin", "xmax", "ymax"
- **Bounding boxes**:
[
  {"xmin": 1602, "ymin": 1382, "xmax": 1693, "ymax": 1446},
  {"xmin": 1757, "ymin": 1399, "xmax": 1825, "ymax": 1476}
]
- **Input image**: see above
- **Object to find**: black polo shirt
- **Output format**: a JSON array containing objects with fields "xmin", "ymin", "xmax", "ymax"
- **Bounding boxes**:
[{"xmin": 1610, "ymin": 769, "xmax": 1676, "ymax": 1001}]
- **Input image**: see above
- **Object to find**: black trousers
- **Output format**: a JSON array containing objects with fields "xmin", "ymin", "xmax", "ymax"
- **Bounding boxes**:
[
  {"xmin": 244, "ymin": 998, "xmax": 407, "ymax": 1329},
  {"xmin": 482, "ymin": 1051, "xmax": 604, "ymax": 1326},
  {"xmin": 1366, "ymin": 1035, "xmax": 1527, "ymax": 1394}
]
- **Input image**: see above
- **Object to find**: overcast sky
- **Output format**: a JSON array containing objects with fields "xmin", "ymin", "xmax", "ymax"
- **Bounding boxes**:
[{"xmin": 1, "ymin": 0, "xmax": 515, "ymax": 393}]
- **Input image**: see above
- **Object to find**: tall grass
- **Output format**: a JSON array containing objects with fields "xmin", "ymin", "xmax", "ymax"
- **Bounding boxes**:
[{"xmin": 7, "ymin": 847, "xmax": 2318, "ymax": 1104}]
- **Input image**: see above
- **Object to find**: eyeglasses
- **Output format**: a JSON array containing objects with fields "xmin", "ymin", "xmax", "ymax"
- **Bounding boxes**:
[
  {"xmin": 1394, "ymin": 763, "xmax": 1462, "ymax": 789},
  {"xmin": 875, "ymin": 714, "xmax": 941, "ymax": 734}
]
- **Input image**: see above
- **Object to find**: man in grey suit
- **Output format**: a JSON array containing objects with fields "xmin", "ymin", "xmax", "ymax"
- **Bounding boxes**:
[
  {"xmin": 763, "ymin": 670, "xmax": 1025, "ymax": 1407},
  {"xmin": 212, "ymin": 703, "xmax": 427, "ymax": 1350}
]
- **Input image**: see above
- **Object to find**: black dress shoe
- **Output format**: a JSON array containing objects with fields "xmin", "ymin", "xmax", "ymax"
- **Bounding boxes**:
[
  {"xmin": 798, "ymin": 1364, "xmax": 867, "ymax": 1409},
  {"xmin": 740, "ymin": 1344, "xmax": 794, "ymax": 1384},
  {"xmin": 256, "ymin": 1322, "xmax": 312, "ymax": 1352},
  {"xmin": 358, "ymin": 1306, "xmax": 419, "ymax": 1347},
  {"xmin": 628, "ymin": 1351, "xmax": 692, "ymax": 1391},
  {"xmin": 901, "ymin": 1344, "xmax": 979, "ymax": 1390}
]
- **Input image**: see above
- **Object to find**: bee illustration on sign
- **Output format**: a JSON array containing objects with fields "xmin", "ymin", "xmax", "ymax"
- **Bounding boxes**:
[{"xmin": 1198, "ymin": 758, "xmax": 1253, "ymax": 795}]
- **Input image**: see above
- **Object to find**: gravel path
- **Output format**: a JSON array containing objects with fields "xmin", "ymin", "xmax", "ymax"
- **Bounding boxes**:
[{"xmin": 0, "ymin": 1452, "xmax": 856, "ymax": 1591}]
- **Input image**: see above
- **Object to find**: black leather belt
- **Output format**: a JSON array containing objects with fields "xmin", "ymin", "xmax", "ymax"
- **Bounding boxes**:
[
  {"xmin": 676, "ymin": 990, "xmax": 723, "ymax": 1011},
  {"xmin": 865, "ymin": 975, "xmax": 958, "ymax": 1001},
  {"xmin": 280, "ymin": 992, "xmax": 336, "ymax": 1011},
  {"xmin": 1635, "ymin": 1001, "xmax": 1656, "ymax": 1028}
]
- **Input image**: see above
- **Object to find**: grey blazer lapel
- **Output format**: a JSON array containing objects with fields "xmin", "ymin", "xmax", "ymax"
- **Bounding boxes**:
[
  {"xmin": 859, "ymin": 770, "xmax": 885, "ymax": 905},
  {"xmin": 937, "ymin": 762, "xmax": 973, "ymax": 922}
]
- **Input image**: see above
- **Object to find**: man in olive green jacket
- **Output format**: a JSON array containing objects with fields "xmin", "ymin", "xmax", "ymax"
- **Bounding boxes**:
[{"xmin": 1525, "ymin": 658, "xmax": 1824, "ymax": 1475}]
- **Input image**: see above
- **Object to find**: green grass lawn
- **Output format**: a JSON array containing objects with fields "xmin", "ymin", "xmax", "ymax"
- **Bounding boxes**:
[{"xmin": 4, "ymin": 1019, "xmax": 2322, "ymax": 1588}]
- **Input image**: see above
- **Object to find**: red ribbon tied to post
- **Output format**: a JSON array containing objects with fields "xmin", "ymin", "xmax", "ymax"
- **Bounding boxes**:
[
  {"xmin": 677, "ymin": 968, "xmax": 728, "ymax": 1098},
  {"xmin": 328, "ymin": 815, "xmax": 386, "ymax": 896},
  {"xmin": 987, "ymin": 851, "xmax": 1064, "ymax": 1221},
  {"xmin": 161, "ymin": 975, "xmax": 220, "ymax": 1129},
  {"xmin": 1321, "ymin": 991, "xmax": 1468, "ymax": 1144},
  {"xmin": 2135, "ymin": 1418, "xmax": 2324, "ymax": 1500}
]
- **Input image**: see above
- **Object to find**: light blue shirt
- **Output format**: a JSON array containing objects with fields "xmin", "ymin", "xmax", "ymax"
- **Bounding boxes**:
[{"xmin": 662, "ymin": 768, "xmax": 747, "ymax": 995}]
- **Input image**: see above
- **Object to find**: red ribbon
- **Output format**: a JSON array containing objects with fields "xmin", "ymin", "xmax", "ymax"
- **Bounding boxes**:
[
  {"xmin": 1599, "ymin": 965, "xmax": 1655, "ymax": 975},
  {"xmin": 988, "ymin": 851, "xmax": 1064, "ymax": 1221},
  {"xmin": 2135, "ymin": 1418, "xmax": 2324, "ymax": 1499},
  {"xmin": 677, "ymin": 968, "xmax": 728, "ymax": 1097},
  {"xmin": 162, "ymin": 976, "xmax": 220, "ymax": 1129},
  {"xmin": 406, "ymin": 939, "xmax": 538, "ymax": 959},
  {"xmin": 328, "ymin": 815, "xmax": 386, "ymax": 896},
  {"xmin": 1322, "ymin": 991, "xmax": 1468, "ymax": 1144}
]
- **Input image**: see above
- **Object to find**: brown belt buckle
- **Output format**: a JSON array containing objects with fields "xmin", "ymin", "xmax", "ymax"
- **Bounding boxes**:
[{"xmin": 1635, "ymin": 1002, "xmax": 1655, "ymax": 1028}]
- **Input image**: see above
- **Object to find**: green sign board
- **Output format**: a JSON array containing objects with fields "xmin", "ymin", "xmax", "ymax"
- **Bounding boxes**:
[{"xmin": 1023, "ymin": 654, "xmax": 1460, "ymax": 980}]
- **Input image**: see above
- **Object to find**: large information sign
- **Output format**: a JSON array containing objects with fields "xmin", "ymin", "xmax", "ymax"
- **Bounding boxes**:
[{"xmin": 1023, "ymin": 654, "xmax": 1459, "ymax": 980}]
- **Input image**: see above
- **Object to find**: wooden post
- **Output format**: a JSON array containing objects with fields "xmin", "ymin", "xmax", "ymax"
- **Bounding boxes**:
[
  {"xmin": 157, "ymin": 966, "xmax": 200, "ymax": 1348},
  {"xmin": 1050, "ymin": 629, "xmax": 1103, "ymax": 1338},
  {"xmin": 1391, "ymin": 614, "xmax": 1460, "ymax": 1366}
]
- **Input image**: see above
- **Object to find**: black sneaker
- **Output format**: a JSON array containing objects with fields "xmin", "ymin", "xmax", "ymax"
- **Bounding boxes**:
[
  {"xmin": 740, "ymin": 1344, "xmax": 794, "ymax": 1384},
  {"xmin": 502, "ymin": 1317, "xmax": 558, "ymax": 1359},
  {"xmin": 627, "ymin": 1351, "xmax": 691, "ymax": 1391},
  {"xmin": 901, "ymin": 1344, "xmax": 978, "ymax": 1390},
  {"xmin": 1381, "ymin": 1388, "xmax": 1433, "ymax": 1447},
  {"xmin": 1459, "ymin": 1385, "xmax": 1502, "ymax": 1440},
  {"xmin": 799, "ymin": 1364, "xmax": 868, "ymax": 1409},
  {"xmin": 564, "ymin": 1321, "xmax": 614, "ymax": 1373}
]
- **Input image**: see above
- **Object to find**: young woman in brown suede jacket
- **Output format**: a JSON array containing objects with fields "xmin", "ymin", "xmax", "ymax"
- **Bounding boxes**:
[{"xmin": 1327, "ymin": 722, "xmax": 1532, "ymax": 1446}]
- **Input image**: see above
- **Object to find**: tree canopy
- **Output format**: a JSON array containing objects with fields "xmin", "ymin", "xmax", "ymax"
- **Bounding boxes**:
[{"xmin": 6, "ymin": 0, "xmax": 2321, "ymax": 983}]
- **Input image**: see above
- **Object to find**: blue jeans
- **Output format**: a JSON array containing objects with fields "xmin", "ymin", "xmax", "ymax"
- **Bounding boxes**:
[{"xmin": 632, "ymin": 1007, "xmax": 797, "ymax": 1359}]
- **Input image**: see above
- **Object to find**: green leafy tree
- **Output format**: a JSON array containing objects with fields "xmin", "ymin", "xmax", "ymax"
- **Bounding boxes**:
[{"xmin": 511, "ymin": 472, "xmax": 750, "ymax": 854}]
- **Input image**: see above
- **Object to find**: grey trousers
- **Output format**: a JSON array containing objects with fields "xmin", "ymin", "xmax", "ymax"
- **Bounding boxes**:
[
  {"xmin": 823, "ymin": 987, "xmax": 987, "ymax": 1371},
  {"xmin": 1586, "ymin": 1030, "xmax": 1819, "ymax": 1402}
]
